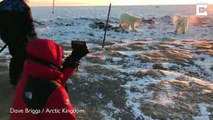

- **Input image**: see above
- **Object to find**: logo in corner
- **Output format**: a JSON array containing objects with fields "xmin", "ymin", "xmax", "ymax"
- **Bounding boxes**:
[{"xmin": 196, "ymin": 3, "xmax": 208, "ymax": 16}]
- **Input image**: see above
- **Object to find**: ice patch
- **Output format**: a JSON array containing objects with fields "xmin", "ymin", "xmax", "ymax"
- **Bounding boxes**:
[{"xmin": 193, "ymin": 103, "xmax": 211, "ymax": 120}]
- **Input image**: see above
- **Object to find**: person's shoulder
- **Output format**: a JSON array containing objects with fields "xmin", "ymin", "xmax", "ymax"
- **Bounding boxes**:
[
  {"xmin": 0, "ymin": 0, "xmax": 30, "ymax": 12},
  {"xmin": 22, "ymin": 2, "xmax": 30, "ymax": 10},
  {"xmin": 17, "ymin": 1, "xmax": 30, "ymax": 12}
]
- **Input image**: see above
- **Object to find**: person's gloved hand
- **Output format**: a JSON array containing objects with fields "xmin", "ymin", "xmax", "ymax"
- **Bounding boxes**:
[
  {"xmin": 62, "ymin": 44, "xmax": 89, "ymax": 69},
  {"xmin": 70, "ymin": 44, "xmax": 89, "ymax": 62}
]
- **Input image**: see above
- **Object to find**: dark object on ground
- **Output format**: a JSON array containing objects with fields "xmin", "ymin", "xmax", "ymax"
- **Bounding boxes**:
[
  {"xmin": 89, "ymin": 21, "xmax": 128, "ymax": 33},
  {"xmin": 142, "ymin": 19, "xmax": 156, "ymax": 25}
]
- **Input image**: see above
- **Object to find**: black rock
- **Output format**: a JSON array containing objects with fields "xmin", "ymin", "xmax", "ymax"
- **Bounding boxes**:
[{"xmin": 89, "ymin": 21, "xmax": 128, "ymax": 33}]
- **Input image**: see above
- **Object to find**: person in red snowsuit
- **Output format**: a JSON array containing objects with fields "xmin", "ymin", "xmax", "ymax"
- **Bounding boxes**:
[{"xmin": 10, "ymin": 39, "xmax": 89, "ymax": 120}]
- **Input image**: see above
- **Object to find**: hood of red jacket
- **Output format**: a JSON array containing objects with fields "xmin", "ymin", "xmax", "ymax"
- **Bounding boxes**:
[{"xmin": 24, "ymin": 39, "xmax": 63, "ymax": 80}]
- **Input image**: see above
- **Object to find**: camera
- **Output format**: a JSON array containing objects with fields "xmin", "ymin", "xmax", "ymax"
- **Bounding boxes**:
[{"xmin": 71, "ymin": 41, "xmax": 87, "ymax": 49}]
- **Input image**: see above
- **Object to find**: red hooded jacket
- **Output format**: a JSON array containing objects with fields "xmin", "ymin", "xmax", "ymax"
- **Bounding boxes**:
[{"xmin": 10, "ymin": 39, "xmax": 76, "ymax": 120}]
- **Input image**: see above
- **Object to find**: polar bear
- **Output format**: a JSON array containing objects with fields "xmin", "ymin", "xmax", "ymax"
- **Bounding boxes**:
[
  {"xmin": 173, "ymin": 16, "xmax": 189, "ymax": 34},
  {"xmin": 119, "ymin": 13, "xmax": 141, "ymax": 32}
]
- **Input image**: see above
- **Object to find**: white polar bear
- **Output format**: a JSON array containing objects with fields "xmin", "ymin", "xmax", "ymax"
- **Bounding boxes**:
[
  {"xmin": 119, "ymin": 13, "xmax": 141, "ymax": 32},
  {"xmin": 173, "ymin": 16, "xmax": 189, "ymax": 34}
]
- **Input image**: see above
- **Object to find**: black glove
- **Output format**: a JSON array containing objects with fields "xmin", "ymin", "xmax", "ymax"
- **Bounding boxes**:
[
  {"xmin": 70, "ymin": 44, "xmax": 89, "ymax": 62},
  {"xmin": 62, "ymin": 56, "xmax": 80, "ymax": 69},
  {"xmin": 62, "ymin": 43, "xmax": 89, "ymax": 69}
]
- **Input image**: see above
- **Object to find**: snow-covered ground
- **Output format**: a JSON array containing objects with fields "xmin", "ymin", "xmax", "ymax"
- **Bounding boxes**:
[
  {"xmin": 64, "ymin": 38, "xmax": 213, "ymax": 120},
  {"xmin": 0, "ymin": 5, "xmax": 213, "ymax": 120}
]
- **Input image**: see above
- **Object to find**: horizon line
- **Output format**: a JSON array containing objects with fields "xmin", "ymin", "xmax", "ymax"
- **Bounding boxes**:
[{"xmin": 30, "ymin": 4, "xmax": 213, "ymax": 7}]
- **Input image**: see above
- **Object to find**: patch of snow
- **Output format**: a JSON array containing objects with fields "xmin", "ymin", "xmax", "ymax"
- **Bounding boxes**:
[
  {"xmin": 106, "ymin": 101, "xmax": 121, "ymax": 114},
  {"xmin": 96, "ymin": 92, "xmax": 104, "ymax": 99},
  {"xmin": 112, "ymin": 57, "xmax": 122, "ymax": 62},
  {"xmin": 199, "ymin": 103, "xmax": 211, "ymax": 116},
  {"xmin": 193, "ymin": 103, "xmax": 211, "ymax": 120},
  {"xmin": 100, "ymin": 110, "xmax": 116, "ymax": 120},
  {"xmin": 66, "ymin": 79, "xmax": 73, "ymax": 84}
]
